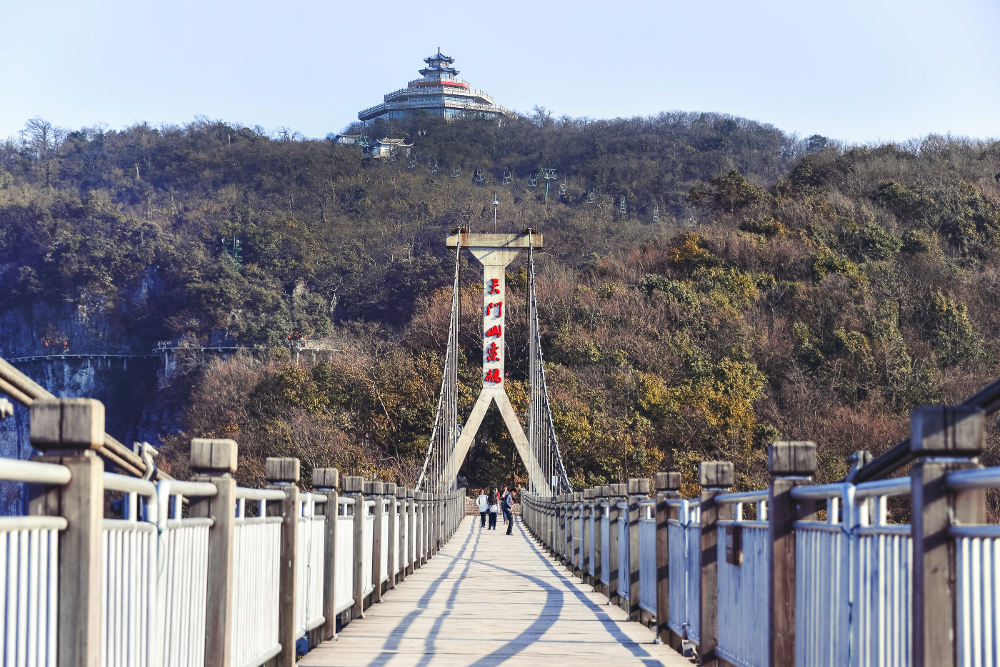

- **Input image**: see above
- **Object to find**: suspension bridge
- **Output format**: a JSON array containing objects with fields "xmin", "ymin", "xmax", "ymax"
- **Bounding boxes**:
[{"xmin": 0, "ymin": 229, "xmax": 998, "ymax": 666}]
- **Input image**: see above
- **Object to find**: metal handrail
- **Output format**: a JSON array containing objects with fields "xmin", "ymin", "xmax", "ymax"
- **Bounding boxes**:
[
  {"xmin": 855, "ymin": 477, "xmax": 910, "ymax": 499},
  {"xmin": 716, "ymin": 489, "xmax": 768, "ymax": 505},
  {"xmin": 666, "ymin": 497, "xmax": 701, "ymax": 508},
  {"xmin": 235, "ymin": 487, "xmax": 286, "ymax": 501},
  {"xmin": 157, "ymin": 479, "xmax": 217, "ymax": 498},
  {"xmin": 791, "ymin": 482, "xmax": 850, "ymax": 501},
  {"xmin": 103, "ymin": 472, "xmax": 156, "ymax": 496},
  {"xmin": 0, "ymin": 458, "xmax": 71, "ymax": 485},
  {"xmin": 0, "ymin": 515, "xmax": 68, "ymax": 530},
  {"xmin": 946, "ymin": 466, "xmax": 1000, "ymax": 491}
]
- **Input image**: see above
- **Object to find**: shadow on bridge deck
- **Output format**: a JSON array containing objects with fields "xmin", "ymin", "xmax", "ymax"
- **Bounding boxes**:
[{"xmin": 300, "ymin": 515, "xmax": 691, "ymax": 666}]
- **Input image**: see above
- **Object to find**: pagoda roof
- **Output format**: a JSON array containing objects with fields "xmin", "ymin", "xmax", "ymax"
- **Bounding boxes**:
[
  {"xmin": 424, "ymin": 49, "xmax": 454, "ymax": 64},
  {"xmin": 419, "ymin": 65, "xmax": 458, "ymax": 76}
]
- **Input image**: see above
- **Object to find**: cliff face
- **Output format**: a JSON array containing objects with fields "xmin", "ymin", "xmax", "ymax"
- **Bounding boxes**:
[
  {"xmin": 0, "ymin": 354, "xmax": 163, "ymax": 514},
  {"xmin": 0, "ymin": 356, "xmax": 162, "ymax": 448},
  {"xmin": 0, "ymin": 294, "xmax": 170, "ymax": 514},
  {"xmin": 0, "ymin": 269, "xmax": 159, "ymax": 359}
]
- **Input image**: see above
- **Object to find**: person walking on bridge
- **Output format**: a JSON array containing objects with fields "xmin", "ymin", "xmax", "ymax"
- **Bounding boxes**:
[
  {"xmin": 476, "ymin": 488, "xmax": 489, "ymax": 527},
  {"xmin": 501, "ymin": 486, "xmax": 515, "ymax": 535},
  {"xmin": 487, "ymin": 487, "xmax": 499, "ymax": 530}
]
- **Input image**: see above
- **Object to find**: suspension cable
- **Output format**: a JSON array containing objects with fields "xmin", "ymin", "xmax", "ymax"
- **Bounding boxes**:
[
  {"xmin": 527, "ymin": 233, "xmax": 571, "ymax": 494},
  {"xmin": 416, "ymin": 237, "xmax": 462, "ymax": 492}
]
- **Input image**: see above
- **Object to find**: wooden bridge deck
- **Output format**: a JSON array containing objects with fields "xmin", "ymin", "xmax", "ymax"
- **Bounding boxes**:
[{"xmin": 300, "ymin": 515, "xmax": 691, "ymax": 666}]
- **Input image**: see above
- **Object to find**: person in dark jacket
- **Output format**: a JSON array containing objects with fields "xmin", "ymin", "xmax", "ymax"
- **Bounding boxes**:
[{"xmin": 501, "ymin": 486, "xmax": 514, "ymax": 535}]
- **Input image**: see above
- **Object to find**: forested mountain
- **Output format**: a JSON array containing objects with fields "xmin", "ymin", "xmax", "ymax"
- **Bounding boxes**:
[{"xmin": 1, "ymin": 114, "xmax": 998, "ymax": 498}]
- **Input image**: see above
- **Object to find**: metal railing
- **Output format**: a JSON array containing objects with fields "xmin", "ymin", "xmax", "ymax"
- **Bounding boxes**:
[
  {"xmin": 362, "ymin": 500, "xmax": 375, "ymax": 598},
  {"xmin": 153, "ymin": 479, "xmax": 215, "ymax": 667},
  {"xmin": 334, "ymin": 498, "xmax": 355, "ymax": 615},
  {"xmin": 296, "ymin": 493, "xmax": 326, "ymax": 639},
  {"xmin": 0, "ymin": 396, "xmax": 467, "ymax": 666},
  {"xmin": 231, "ymin": 487, "xmax": 284, "ymax": 667},
  {"xmin": 519, "ymin": 403, "xmax": 998, "ymax": 667},
  {"xmin": 0, "ymin": 458, "xmax": 70, "ymax": 667},
  {"xmin": 791, "ymin": 478, "xmax": 912, "ymax": 666},
  {"xmin": 638, "ymin": 500, "xmax": 657, "ymax": 616},
  {"xmin": 600, "ymin": 503, "xmax": 610, "ymax": 587},
  {"xmin": 715, "ymin": 490, "xmax": 770, "ymax": 667},
  {"xmin": 947, "ymin": 467, "xmax": 1000, "ymax": 667},
  {"xmin": 617, "ymin": 502, "xmax": 629, "ymax": 601}
]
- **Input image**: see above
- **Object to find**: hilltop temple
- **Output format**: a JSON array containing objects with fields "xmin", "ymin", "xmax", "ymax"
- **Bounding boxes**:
[{"xmin": 358, "ymin": 50, "xmax": 515, "ymax": 123}]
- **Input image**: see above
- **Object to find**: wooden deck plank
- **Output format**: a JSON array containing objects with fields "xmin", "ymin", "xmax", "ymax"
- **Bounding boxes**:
[{"xmin": 300, "ymin": 516, "xmax": 691, "ymax": 666}]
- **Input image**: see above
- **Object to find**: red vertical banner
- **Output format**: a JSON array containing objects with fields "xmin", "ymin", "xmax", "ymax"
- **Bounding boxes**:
[{"xmin": 482, "ymin": 266, "xmax": 504, "ymax": 388}]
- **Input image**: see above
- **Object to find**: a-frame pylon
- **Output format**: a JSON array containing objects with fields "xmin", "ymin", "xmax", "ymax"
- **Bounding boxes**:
[{"xmin": 444, "ymin": 230, "xmax": 552, "ymax": 496}]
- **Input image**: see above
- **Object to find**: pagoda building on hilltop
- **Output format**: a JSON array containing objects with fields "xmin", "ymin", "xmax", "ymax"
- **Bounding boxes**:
[{"xmin": 358, "ymin": 50, "xmax": 515, "ymax": 123}]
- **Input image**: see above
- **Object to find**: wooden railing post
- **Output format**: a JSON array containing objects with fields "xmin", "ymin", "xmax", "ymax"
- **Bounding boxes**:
[
  {"xmin": 385, "ymin": 483, "xmax": 397, "ymax": 590},
  {"xmin": 406, "ymin": 488, "xmax": 416, "ymax": 574},
  {"xmin": 436, "ymin": 492, "xmax": 444, "ymax": 552},
  {"xmin": 414, "ymin": 491, "xmax": 425, "ymax": 566},
  {"xmin": 655, "ymin": 471, "xmax": 682, "ymax": 648},
  {"xmin": 563, "ymin": 494, "xmax": 572, "ymax": 568},
  {"xmin": 428, "ymin": 492, "xmax": 437, "ymax": 556},
  {"xmin": 556, "ymin": 494, "xmax": 566, "ymax": 563},
  {"xmin": 570, "ymin": 491, "xmax": 582, "ymax": 575},
  {"xmin": 185, "ymin": 438, "xmax": 239, "ymax": 667},
  {"xmin": 593, "ymin": 486, "xmax": 607, "ymax": 595},
  {"xmin": 604, "ymin": 484, "xmax": 624, "ymax": 604},
  {"xmin": 369, "ymin": 481, "xmax": 384, "ymax": 602},
  {"xmin": 313, "ymin": 467, "xmax": 339, "ymax": 641},
  {"xmin": 343, "ymin": 475, "xmax": 365, "ymax": 620},
  {"xmin": 768, "ymin": 442, "xmax": 816, "ymax": 666},
  {"xmin": 911, "ymin": 405, "xmax": 985, "ymax": 667},
  {"xmin": 547, "ymin": 495, "xmax": 553, "ymax": 547},
  {"xmin": 698, "ymin": 461, "xmax": 733, "ymax": 667},
  {"xmin": 563, "ymin": 494, "xmax": 573, "ymax": 565},
  {"xmin": 550, "ymin": 495, "xmax": 559, "ymax": 554},
  {"xmin": 608, "ymin": 483, "xmax": 626, "ymax": 605},
  {"xmin": 266, "ymin": 456, "xmax": 300, "ymax": 667},
  {"xmin": 582, "ymin": 488, "xmax": 593, "ymax": 584},
  {"xmin": 442, "ymin": 492, "xmax": 448, "ymax": 540},
  {"xmin": 627, "ymin": 478, "xmax": 650, "ymax": 620},
  {"xmin": 443, "ymin": 491, "xmax": 449, "ymax": 540},
  {"xmin": 425, "ymin": 491, "xmax": 433, "ymax": 555},
  {"xmin": 395, "ymin": 486, "xmax": 407, "ymax": 583},
  {"xmin": 29, "ymin": 398, "xmax": 105, "ymax": 667}
]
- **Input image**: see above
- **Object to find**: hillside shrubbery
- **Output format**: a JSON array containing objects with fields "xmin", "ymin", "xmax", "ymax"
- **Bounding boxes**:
[{"xmin": 2, "ymin": 115, "xmax": 999, "ymax": 492}]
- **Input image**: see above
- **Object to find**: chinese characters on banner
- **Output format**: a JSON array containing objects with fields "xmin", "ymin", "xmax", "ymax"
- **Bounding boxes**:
[{"xmin": 484, "ymin": 277, "xmax": 504, "ymax": 384}]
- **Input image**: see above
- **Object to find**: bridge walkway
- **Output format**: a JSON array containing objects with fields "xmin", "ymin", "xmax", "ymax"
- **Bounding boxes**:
[{"xmin": 301, "ymin": 515, "xmax": 691, "ymax": 666}]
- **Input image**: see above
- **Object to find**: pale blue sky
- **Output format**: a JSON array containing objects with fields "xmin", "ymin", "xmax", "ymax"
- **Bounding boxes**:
[{"xmin": 3, "ymin": 0, "xmax": 998, "ymax": 144}]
